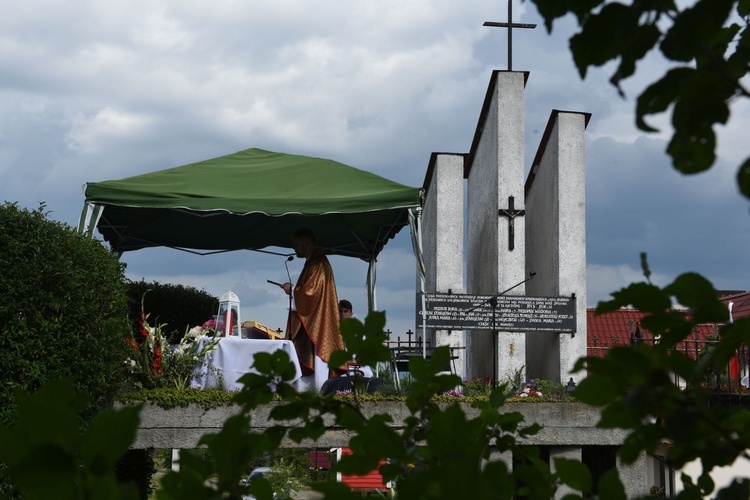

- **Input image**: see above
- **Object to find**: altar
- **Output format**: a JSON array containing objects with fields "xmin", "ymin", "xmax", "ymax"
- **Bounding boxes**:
[{"xmin": 191, "ymin": 337, "xmax": 303, "ymax": 391}]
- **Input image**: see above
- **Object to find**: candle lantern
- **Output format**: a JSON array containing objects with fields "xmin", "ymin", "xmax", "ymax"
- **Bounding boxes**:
[{"xmin": 217, "ymin": 291, "xmax": 241, "ymax": 337}]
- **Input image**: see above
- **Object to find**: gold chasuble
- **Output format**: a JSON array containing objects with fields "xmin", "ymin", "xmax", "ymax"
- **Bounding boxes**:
[{"xmin": 287, "ymin": 248, "xmax": 345, "ymax": 376}]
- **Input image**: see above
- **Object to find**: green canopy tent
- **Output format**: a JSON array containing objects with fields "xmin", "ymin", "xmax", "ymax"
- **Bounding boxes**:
[{"xmin": 78, "ymin": 148, "xmax": 423, "ymax": 311}]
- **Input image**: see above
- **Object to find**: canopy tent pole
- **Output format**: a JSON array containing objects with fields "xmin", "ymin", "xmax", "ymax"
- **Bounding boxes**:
[
  {"xmin": 366, "ymin": 258, "xmax": 377, "ymax": 313},
  {"xmin": 77, "ymin": 201, "xmax": 103, "ymax": 238}
]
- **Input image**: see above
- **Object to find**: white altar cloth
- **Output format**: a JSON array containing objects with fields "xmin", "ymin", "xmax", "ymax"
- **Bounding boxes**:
[{"xmin": 191, "ymin": 337, "xmax": 303, "ymax": 391}]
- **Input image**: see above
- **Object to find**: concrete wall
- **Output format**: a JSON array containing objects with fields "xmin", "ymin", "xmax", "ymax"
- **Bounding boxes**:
[
  {"xmin": 466, "ymin": 71, "xmax": 527, "ymax": 384},
  {"xmin": 525, "ymin": 110, "xmax": 588, "ymax": 383},
  {"xmin": 618, "ymin": 452, "xmax": 650, "ymax": 499},
  {"xmin": 420, "ymin": 153, "xmax": 466, "ymax": 378},
  {"xmin": 551, "ymin": 446, "xmax": 582, "ymax": 498},
  {"xmin": 126, "ymin": 401, "xmax": 625, "ymax": 450},
  {"xmin": 128, "ymin": 401, "xmax": 659, "ymax": 496}
]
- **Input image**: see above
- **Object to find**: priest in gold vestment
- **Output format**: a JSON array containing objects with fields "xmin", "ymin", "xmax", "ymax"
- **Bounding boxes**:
[{"xmin": 281, "ymin": 228, "xmax": 345, "ymax": 387}]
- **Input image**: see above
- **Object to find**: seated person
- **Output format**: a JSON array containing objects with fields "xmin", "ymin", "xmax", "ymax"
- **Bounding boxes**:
[
  {"xmin": 338, "ymin": 299, "xmax": 374, "ymax": 379},
  {"xmin": 339, "ymin": 299, "xmax": 353, "ymax": 319}
]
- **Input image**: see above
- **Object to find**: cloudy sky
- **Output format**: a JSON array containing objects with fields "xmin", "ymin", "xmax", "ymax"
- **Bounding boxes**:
[{"xmin": 2, "ymin": 0, "xmax": 749, "ymax": 336}]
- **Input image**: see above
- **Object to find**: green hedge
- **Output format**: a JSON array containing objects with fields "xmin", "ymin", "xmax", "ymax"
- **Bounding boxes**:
[{"xmin": 0, "ymin": 202, "xmax": 130, "ymax": 427}]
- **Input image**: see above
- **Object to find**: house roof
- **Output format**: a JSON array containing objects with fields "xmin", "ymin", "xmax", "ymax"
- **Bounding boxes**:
[
  {"xmin": 720, "ymin": 291, "xmax": 750, "ymax": 321},
  {"xmin": 586, "ymin": 308, "xmax": 719, "ymax": 359}
]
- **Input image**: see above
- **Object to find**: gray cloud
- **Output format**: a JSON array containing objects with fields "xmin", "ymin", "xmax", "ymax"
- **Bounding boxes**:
[{"xmin": 2, "ymin": 1, "xmax": 747, "ymax": 334}]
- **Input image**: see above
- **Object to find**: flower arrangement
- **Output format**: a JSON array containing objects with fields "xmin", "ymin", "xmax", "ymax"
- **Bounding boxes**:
[
  {"xmin": 515, "ymin": 379, "xmax": 543, "ymax": 398},
  {"xmin": 124, "ymin": 293, "xmax": 220, "ymax": 390},
  {"xmin": 441, "ymin": 389, "xmax": 463, "ymax": 398}
]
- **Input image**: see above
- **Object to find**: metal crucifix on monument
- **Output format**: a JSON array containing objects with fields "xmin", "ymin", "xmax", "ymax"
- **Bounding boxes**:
[
  {"xmin": 498, "ymin": 195, "xmax": 524, "ymax": 251},
  {"xmin": 483, "ymin": 0, "xmax": 537, "ymax": 71}
]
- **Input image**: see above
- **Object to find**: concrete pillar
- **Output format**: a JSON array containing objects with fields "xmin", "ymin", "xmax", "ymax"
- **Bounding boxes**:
[
  {"xmin": 550, "ymin": 446, "xmax": 582, "ymax": 498},
  {"xmin": 466, "ymin": 71, "xmax": 527, "ymax": 385},
  {"xmin": 618, "ymin": 452, "xmax": 650, "ymax": 498},
  {"xmin": 524, "ymin": 110, "xmax": 589, "ymax": 383},
  {"xmin": 420, "ymin": 153, "xmax": 466, "ymax": 378}
]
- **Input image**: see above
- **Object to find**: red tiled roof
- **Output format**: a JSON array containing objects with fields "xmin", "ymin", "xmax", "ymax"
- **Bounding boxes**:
[
  {"xmin": 721, "ymin": 291, "xmax": 750, "ymax": 321},
  {"xmin": 586, "ymin": 308, "xmax": 719, "ymax": 359}
]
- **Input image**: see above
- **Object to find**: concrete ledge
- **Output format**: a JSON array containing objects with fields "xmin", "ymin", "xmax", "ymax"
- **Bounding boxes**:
[{"xmin": 122, "ymin": 401, "xmax": 623, "ymax": 449}]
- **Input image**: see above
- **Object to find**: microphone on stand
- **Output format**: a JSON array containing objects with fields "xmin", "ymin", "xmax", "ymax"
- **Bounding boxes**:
[
  {"xmin": 285, "ymin": 255, "xmax": 294, "ymax": 284},
  {"xmin": 284, "ymin": 256, "xmax": 294, "ymax": 318}
]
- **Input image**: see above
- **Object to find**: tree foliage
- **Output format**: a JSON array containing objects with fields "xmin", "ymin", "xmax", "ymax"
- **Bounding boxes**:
[
  {"xmin": 527, "ymin": 0, "xmax": 750, "ymax": 191},
  {"xmin": 575, "ymin": 265, "xmax": 750, "ymax": 497},
  {"xmin": 125, "ymin": 279, "xmax": 218, "ymax": 345}
]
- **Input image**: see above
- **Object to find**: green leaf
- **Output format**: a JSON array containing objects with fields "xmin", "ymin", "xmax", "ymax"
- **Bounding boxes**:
[
  {"xmin": 246, "ymin": 476, "xmax": 274, "ymax": 500},
  {"xmin": 736, "ymin": 157, "xmax": 750, "ymax": 199},
  {"xmin": 660, "ymin": 0, "xmax": 735, "ymax": 61},
  {"xmin": 572, "ymin": 375, "xmax": 617, "ymax": 406},
  {"xmin": 596, "ymin": 281, "xmax": 671, "ymax": 314},
  {"xmin": 716, "ymin": 479, "xmax": 750, "ymax": 500},
  {"xmin": 640, "ymin": 252, "xmax": 652, "ymax": 282},
  {"xmin": 527, "ymin": 0, "xmax": 576, "ymax": 32},
  {"xmin": 697, "ymin": 470, "xmax": 716, "ymax": 495},
  {"xmin": 636, "ymin": 68, "xmax": 691, "ymax": 132},
  {"xmin": 570, "ymin": 3, "xmax": 640, "ymax": 78},
  {"xmin": 80, "ymin": 404, "xmax": 142, "ymax": 474},
  {"xmin": 665, "ymin": 273, "xmax": 728, "ymax": 323},
  {"xmin": 597, "ymin": 469, "xmax": 626, "ymax": 500},
  {"xmin": 328, "ymin": 349, "xmax": 351, "ymax": 370},
  {"xmin": 569, "ymin": 2, "xmax": 660, "ymax": 91},
  {"xmin": 489, "ymin": 385, "xmax": 508, "ymax": 408},
  {"xmin": 667, "ymin": 127, "xmax": 716, "ymax": 174},
  {"xmin": 554, "ymin": 457, "xmax": 592, "ymax": 493}
]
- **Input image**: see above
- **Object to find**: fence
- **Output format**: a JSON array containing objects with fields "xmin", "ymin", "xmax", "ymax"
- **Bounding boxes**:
[{"xmin": 589, "ymin": 331, "xmax": 749, "ymax": 405}]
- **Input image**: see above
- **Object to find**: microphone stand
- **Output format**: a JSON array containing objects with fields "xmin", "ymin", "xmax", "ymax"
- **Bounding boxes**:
[{"xmin": 285, "ymin": 256, "xmax": 294, "ymax": 332}]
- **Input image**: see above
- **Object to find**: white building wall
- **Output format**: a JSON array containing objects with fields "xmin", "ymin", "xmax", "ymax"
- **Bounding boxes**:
[
  {"xmin": 524, "ymin": 111, "xmax": 588, "ymax": 383},
  {"xmin": 466, "ymin": 71, "xmax": 527, "ymax": 384},
  {"xmin": 421, "ymin": 153, "xmax": 465, "ymax": 378}
]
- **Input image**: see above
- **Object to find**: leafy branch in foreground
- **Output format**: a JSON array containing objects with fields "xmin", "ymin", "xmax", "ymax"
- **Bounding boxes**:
[
  {"xmin": 151, "ymin": 311, "xmax": 595, "ymax": 499},
  {"xmin": 0, "ymin": 379, "xmax": 143, "ymax": 500},
  {"xmin": 574, "ymin": 270, "xmax": 750, "ymax": 498},
  {"xmin": 527, "ymin": 0, "xmax": 750, "ymax": 192}
]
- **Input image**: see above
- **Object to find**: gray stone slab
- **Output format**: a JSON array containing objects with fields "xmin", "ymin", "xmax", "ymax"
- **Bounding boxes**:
[{"xmin": 124, "ymin": 401, "xmax": 625, "ymax": 449}]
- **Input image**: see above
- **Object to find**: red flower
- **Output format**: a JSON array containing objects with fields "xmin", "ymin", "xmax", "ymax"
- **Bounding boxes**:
[
  {"xmin": 152, "ymin": 338, "xmax": 162, "ymax": 375},
  {"xmin": 126, "ymin": 337, "xmax": 140, "ymax": 352},
  {"xmin": 139, "ymin": 316, "xmax": 151, "ymax": 338}
]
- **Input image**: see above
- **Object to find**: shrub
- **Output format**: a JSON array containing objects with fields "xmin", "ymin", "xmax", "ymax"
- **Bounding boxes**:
[
  {"xmin": 0, "ymin": 202, "xmax": 131, "ymax": 427},
  {"xmin": 125, "ymin": 279, "xmax": 218, "ymax": 345}
]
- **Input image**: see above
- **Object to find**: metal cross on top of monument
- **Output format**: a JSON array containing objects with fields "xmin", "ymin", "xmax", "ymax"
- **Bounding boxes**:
[{"xmin": 484, "ymin": 0, "xmax": 537, "ymax": 71}]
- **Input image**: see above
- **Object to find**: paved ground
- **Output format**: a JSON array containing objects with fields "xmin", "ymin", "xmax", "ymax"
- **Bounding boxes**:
[{"xmin": 293, "ymin": 490, "xmax": 324, "ymax": 499}]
